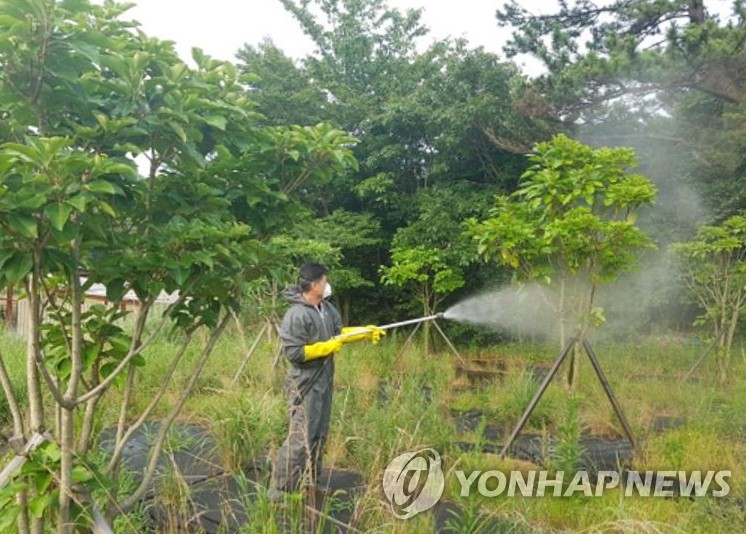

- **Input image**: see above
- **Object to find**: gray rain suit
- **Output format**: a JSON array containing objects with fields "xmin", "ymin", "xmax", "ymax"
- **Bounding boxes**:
[{"xmin": 271, "ymin": 285, "xmax": 342, "ymax": 492}]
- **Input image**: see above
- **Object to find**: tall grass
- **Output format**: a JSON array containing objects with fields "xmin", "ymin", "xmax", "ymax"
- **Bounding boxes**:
[{"xmin": 1, "ymin": 320, "xmax": 745, "ymax": 531}]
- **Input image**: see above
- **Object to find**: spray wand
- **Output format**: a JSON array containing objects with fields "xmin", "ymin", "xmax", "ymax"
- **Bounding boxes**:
[
  {"xmin": 333, "ymin": 313, "xmax": 445, "ymax": 340},
  {"xmin": 377, "ymin": 313, "xmax": 444, "ymax": 331}
]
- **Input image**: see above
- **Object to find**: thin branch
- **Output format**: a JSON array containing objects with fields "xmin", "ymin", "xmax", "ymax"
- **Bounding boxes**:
[
  {"xmin": 282, "ymin": 167, "xmax": 313, "ymax": 195},
  {"xmin": 65, "ymin": 236, "xmax": 83, "ymax": 401},
  {"xmin": 78, "ymin": 329, "xmax": 103, "ymax": 454},
  {"xmin": 30, "ymin": 19, "xmax": 50, "ymax": 106},
  {"xmin": 77, "ymin": 392, "xmax": 102, "ymax": 454},
  {"xmin": 30, "ymin": 344, "xmax": 73, "ymax": 408},
  {"xmin": 482, "ymin": 126, "xmax": 533, "ymax": 154},
  {"xmin": 0, "ymin": 351, "xmax": 24, "ymax": 437},
  {"xmin": 113, "ymin": 365, "xmax": 136, "ymax": 453},
  {"xmin": 75, "ymin": 293, "xmax": 188, "ymax": 405},
  {"xmin": 73, "ymin": 299, "xmax": 153, "ymax": 405},
  {"xmin": 117, "ymin": 313, "xmax": 230, "ymax": 511},
  {"xmin": 25, "ymin": 272, "xmax": 73, "ymax": 411},
  {"xmin": 106, "ymin": 329, "xmax": 195, "ymax": 474},
  {"xmin": 39, "ymin": 276, "xmax": 71, "ymax": 356}
]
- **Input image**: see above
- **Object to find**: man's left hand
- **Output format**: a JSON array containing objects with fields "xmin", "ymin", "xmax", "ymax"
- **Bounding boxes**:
[{"xmin": 339, "ymin": 325, "xmax": 386, "ymax": 344}]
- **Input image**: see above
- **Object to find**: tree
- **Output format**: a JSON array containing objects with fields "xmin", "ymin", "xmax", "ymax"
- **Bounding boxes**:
[
  {"xmin": 496, "ymin": 0, "xmax": 746, "ymax": 217},
  {"xmin": 0, "ymin": 1, "xmax": 357, "ymax": 531},
  {"xmin": 379, "ymin": 185, "xmax": 480, "ymax": 352},
  {"xmin": 671, "ymin": 215, "xmax": 746, "ymax": 382},
  {"xmin": 497, "ymin": 0, "xmax": 740, "ymax": 112},
  {"xmin": 239, "ymin": 0, "xmax": 556, "ymax": 324},
  {"xmin": 380, "ymin": 246, "xmax": 466, "ymax": 354},
  {"xmin": 469, "ymin": 134, "xmax": 657, "ymax": 386},
  {"xmin": 237, "ymin": 39, "xmax": 327, "ymax": 127}
]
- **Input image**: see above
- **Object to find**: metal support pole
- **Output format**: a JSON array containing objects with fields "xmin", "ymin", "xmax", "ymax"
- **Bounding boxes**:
[
  {"xmin": 582, "ymin": 340, "xmax": 636, "ymax": 450},
  {"xmin": 432, "ymin": 319, "xmax": 466, "ymax": 365},
  {"xmin": 499, "ymin": 337, "xmax": 577, "ymax": 458},
  {"xmin": 682, "ymin": 329, "xmax": 726, "ymax": 383},
  {"xmin": 232, "ymin": 322, "xmax": 268, "ymax": 384},
  {"xmin": 393, "ymin": 321, "xmax": 423, "ymax": 362},
  {"xmin": 271, "ymin": 321, "xmax": 285, "ymax": 370}
]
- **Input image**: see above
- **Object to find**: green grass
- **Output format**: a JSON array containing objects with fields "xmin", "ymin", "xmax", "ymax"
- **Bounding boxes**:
[
  {"xmin": 1, "ymin": 322, "xmax": 746, "ymax": 532},
  {"xmin": 0, "ymin": 329, "xmax": 27, "ymax": 432}
]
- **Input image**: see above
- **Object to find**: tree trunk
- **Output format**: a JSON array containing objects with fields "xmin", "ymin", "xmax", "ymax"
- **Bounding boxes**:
[
  {"xmin": 688, "ymin": 0, "xmax": 705, "ymax": 25},
  {"xmin": 16, "ymin": 492, "xmax": 30, "ymax": 534},
  {"xmin": 26, "ymin": 269, "xmax": 44, "ymax": 433},
  {"xmin": 423, "ymin": 316, "xmax": 430, "ymax": 355},
  {"xmin": 567, "ymin": 342, "xmax": 581, "ymax": 391},
  {"xmin": 58, "ymin": 407, "xmax": 75, "ymax": 534},
  {"xmin": 59, "ymin": 241, "xmax": 84, "ymax": 534},
  {"xmin": 721, "ymin": 300, "xmax": 742, "ymax": 383},
  {"xmin": 558, "ymin": 278, "xmax": 566, "ymax": 349},
  {"xmin": 26, "ymin": 260, "xmax": 45, "ymax": 534}
]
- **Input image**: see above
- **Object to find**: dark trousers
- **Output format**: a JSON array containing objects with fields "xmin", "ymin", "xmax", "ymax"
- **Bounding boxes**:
[{"xmin": 272, "ymin": 372, "xmax": 333, "ymax": 492}]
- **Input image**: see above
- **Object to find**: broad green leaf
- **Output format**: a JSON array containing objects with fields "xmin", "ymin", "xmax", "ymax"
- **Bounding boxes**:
[
  {"xmin": 92, "ymin": 111, "xmax": 108, "ymax": 129},
  {"xmin": 109, "ymin": 334, "xmax": 131, "ymax": 353},
  {"xmin": 100, "ymin": 162, "xmax": 135, "ymax": 178},
  {"xmin": 17, "ymin": 193, "xmax": 47, "ymax": 209},
  {"xmin": 45, "ymin": 202, "xmax": 73, "ymax": 231},
  {"xmin": 105, "ymin": 278, "xmax": 126, "ymax": 302},
  {"xmin": 100, "ymin": 362, "xmax": 120, "ymax": 379},
  {"xmin": 98, "ymin": 200, "xmax": 117, "ymax": 217},
  {"xmin": 33, "ymin": 472, "xmax": 52, "ymax": 494},
  {"xmin": 65, "ymin": 195, "xmax": 88, "ymax": 212},
  {"xmin": 7, "ymin": 213, "xmax": 38, "ymax": 239},
  {"xmin": 71, "ymin": 465, "xmax": 93, "ymax": 484},
  {"xmin": 5, "ymin": 251, "xmax": 33, "ymax": 285},
  {"xmin": 84, "ymin": 344, "xmax": 101, "ymax": 367},
  {"xmin": 170, "ymin": 267, "xmax": 187, "ymax": 285},
  {"xmin": 42, "ymin": 443, "xmax": 61, "ymax": 463},
  {"xmin": 0, "ymin": 505, "xmax": 20, "ymax": 530},
  {"xmin": 203, "ymin": 115, "xmax": 227, "ymax": 131},
  {"xmin": 85, "ymin": 180, "xmax": 117, "ymax": 194},
  {"xmin": 29, "ymin": 494, "xmax": 50, "ymax": 518},
  {"xmin": 56, "ymin": 358, "xmax": 72, "ymax": 380},
  {"xmin": 169, "ymin": 121, "xmax": 188, "ymax": 142}
]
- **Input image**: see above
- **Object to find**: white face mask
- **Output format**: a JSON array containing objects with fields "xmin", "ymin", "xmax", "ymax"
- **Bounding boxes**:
[{"xmin": 323, "ymin": 282, "xmax": 332, "ymax": 299}]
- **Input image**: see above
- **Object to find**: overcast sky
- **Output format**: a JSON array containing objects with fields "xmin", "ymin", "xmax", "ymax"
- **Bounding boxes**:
[{"xmin": 123, "ymin": 0, "xmax": 552, "ymax": 74}]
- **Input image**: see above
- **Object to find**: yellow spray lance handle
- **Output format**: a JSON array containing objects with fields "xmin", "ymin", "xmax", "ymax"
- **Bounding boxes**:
[{"xmin": 334, "ymin": 314, "xmax": 445, "ymax": 344}]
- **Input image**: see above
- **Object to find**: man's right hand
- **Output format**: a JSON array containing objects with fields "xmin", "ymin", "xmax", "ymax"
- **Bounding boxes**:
[{"xmin": 303, "ymin": 338, "xmax": 343, "ymax": 361}]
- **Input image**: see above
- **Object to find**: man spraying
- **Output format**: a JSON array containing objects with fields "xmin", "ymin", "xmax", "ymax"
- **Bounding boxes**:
[{"xmin": 270, "ymin": 262, "xmax": 385, "ymax": 500}]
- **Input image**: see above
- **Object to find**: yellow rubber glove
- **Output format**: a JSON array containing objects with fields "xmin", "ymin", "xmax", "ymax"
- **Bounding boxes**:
[
  {"xmin": 339, "ymin": 325, "xmax": 386, "ymax": 345},
  {"xmin": 303, "ymin": 337, "xmax": 343, "ymax": 361}
]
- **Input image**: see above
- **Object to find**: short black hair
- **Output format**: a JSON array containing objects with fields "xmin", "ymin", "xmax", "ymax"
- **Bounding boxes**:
[{"xmin": 299, "ymin": 262, "xmax": 326, "ymax": 291}]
